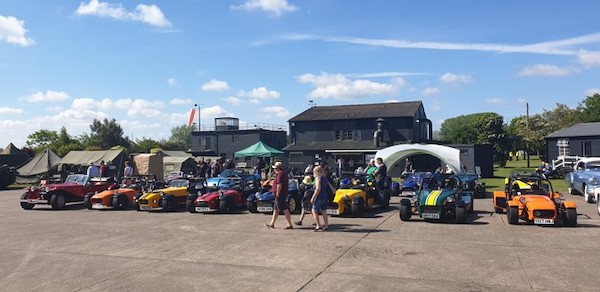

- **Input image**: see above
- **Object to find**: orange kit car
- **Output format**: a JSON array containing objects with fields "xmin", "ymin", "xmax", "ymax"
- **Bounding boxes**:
[
  {"xmin": 83, "ymin": 176, "xmax": 155, "ymax": 210},
  {"xmin": 493, "ymin": 173, "xmax": 577, "ymax": 226}
]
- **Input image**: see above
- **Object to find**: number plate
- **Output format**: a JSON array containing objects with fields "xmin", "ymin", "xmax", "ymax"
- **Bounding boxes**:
[
  {"xmin": 257, "ymin": 206, "xmax": 273, "ymax": 212},
  {"xmin": 326, "ymin": 209, "xmax": 340, "ymax": 215},
  {"xmin": 139, "ymin": 205, "xmax": 152, "ymax": 211},
  {"xmin": 196, "ymin": 207, "xmax": 211, "ymax": 212},
  {"xmin": 401, "ymin": 191, "xmax": 415, "ymax": 196},
  {"xmin": 93, "ymin": 203, "xmax": 104, "ymax": 209},
  {"xmin": 27, "ymin": 199, "xmax": 38, "ymax": 204},
  {"xmin": 534, "ymin": 218, "xmax": 554, "ymax": 224},
  {"xmin": 422, "ymin": 213, "xmax": 440, "ymax": 219}
]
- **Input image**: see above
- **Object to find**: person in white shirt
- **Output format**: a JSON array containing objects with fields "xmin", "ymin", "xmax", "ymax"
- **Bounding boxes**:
[{"xmin": 86, "ymin": 161, "xmax": 100, "ymax": 178}]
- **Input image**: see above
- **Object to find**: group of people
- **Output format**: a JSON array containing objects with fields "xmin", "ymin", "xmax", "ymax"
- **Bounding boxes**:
[
  {"xmin": 196, "ymin": 158, "xmax": 236, "ymax": 179},
  {"xmin": 86, "ymin": 160, "xmax": 110, "ymax": 178},
  {"xmin": 536, "ymin": 161, "xmax": 553, "ymax": 178},
  {"xmin": 266, "ymin": 157, "xmax": 388, "ymax": 232}
]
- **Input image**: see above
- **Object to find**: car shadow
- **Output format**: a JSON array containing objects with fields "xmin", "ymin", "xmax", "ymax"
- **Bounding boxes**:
[{"xmin": 30, "ymin": 204, "xmax": 84, "ymax": 211}]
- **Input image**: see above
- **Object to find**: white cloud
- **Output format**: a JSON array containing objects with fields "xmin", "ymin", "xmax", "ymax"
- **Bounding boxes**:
[
  {"xmin": 231, "ymin": 0, "xmax": 297, "ymax": 17},
  {"xmin": 167, "ymin": 78, "xmax": 177, "ymax": 86},
  {"xmin": 0, "ymin": 107, "xmax": 23, "ymax": 114},
  {"xmin": 75, "ymin": 0, "xmax": 172, "ymax": 28},
  {"xmin": 422, "ymin": 87, "xmax": 440, "ymax": 96},
  {"xmin": 440, "ymin": 73, "xmax": 473, "ymax": 85},
  {"xmin": 297, "ymin": 72, "xmax": 401, "ymax": 100},
  {"xmin": 485, "ymin": 98, "xmax": 505, "ymax": 104},
  {"xmin": 518, "ymin": 64, "xmax": 573, "ymax": 77},
  {"xmin": 577, "ymin": 50, "xmax": 600, "ymax": 67},
  {"xmin": 201, "ymin": 79, "xmax": 230, "ymax": 91},
  {"xmin": 279, "ymin": 33, "xmax": 600, "ymax": 56},
  {"xmin": 224, "ymin": 96, "xmax": 244, "ymax": 106},
  {"xmin": 585, "ymin": 88, "xmax": 600, "ymax": 96},
  {"xmin": 21, "ymin": 90, "xmax": 71, "ymax": 102},
  {"xmin": 238, "ymin": 86, "xmax": 280, "ymax": 101},
  {"xmin": 517, "ymin": 98, "xmax": 527, "ymax": 104},
  {"xmin": 170, "ymin": 98, "xmax": 193, "ymax": 105},
  {"xmin": 385, "ymin": 99, "xmax": 400, "ymax": 103},
  {"xmin": 70, "ymin": 97, "xmax": 164, "ymax": 117},
  {"xmin": 0, "ymin": 15, "xmax": 35, "ymax": 46},
  {"xmin": 259, "ymin": 106, "xmax": 290, "ymax": 118},
  {"xmin": 201, "ymin": 105, "xmax": 232, "ymax": 118},
  {"xmin": 46, "ymin": 106, "xmax": 64, "ymax": 112},
  {"xmin": 348, "ymin": 72, "xmax": 427, "ymax": 78}
]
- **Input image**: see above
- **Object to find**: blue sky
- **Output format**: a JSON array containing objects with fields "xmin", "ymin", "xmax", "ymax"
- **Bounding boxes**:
[{"xmin": 1, "ymin": 0, "xmax": 600, "ymax": 148}]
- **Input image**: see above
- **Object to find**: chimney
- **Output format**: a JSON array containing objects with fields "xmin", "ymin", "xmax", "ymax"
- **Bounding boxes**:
[{"xmin": 374, "ymin": 118, "xmax": 386, "ymax": 147}]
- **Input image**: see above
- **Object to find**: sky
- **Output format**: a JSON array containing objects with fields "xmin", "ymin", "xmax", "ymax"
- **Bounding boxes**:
[{"xmin": 1, "ymin": 0, "xmax": 600, "ymax": 149}]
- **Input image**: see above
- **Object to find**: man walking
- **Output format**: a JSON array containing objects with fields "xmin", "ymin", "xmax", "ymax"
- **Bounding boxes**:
[{"xmin": 265, "ymin": 162, "xmax": 293, "ymax": 229}]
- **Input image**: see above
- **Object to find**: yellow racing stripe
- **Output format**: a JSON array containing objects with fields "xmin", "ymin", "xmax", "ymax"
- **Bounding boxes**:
[{"xmin": 426, "ymin": 190, "xmax": 442, "ymax": 206}]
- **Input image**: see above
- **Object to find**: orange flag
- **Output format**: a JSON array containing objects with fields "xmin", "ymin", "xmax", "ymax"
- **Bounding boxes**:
[{"xmin": 188, "ymin": 108, "xmax": 196, "ymax": 126}]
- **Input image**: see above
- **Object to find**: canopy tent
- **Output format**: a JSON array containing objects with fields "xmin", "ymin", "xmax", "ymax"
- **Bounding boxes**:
[
  {"xmin": 234, "ymin": 141, "xmax": 284, "ymax": 158},
  {"xmin": 58, "ymin": 149, "xmax": 128, "ymax": 178},
  {"xmin": 16, "ymin": 148, "xmax": 61, "ymax": 184},
  {"xmin": 375, "ymin": 144, "xmax": 463, "ymax": 174}
]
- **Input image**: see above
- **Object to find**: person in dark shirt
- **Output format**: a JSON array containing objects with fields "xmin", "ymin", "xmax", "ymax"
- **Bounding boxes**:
[
  {"xmin": 265, "ymin": 162, "xmax": 293, "ymax": 229},
  {"xmin": 372, "ymin": 157, "xmax": 388, "ymax": 203}
]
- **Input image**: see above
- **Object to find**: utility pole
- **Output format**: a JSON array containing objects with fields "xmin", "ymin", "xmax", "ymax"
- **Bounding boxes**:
[{"xmin": 526, "ymin": 102, "xmax": 530, "ymax": 168}]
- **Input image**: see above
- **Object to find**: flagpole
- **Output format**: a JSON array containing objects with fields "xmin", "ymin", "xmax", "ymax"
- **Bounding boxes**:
[{"xmin": 198, "ymin": 103, "xmax": 201, "ymax": 131}]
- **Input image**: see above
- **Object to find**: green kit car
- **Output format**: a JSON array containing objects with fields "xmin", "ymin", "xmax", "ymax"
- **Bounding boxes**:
[{"xmin": 399, "ymin": 174, "xmax": 473, "ymax": 223}]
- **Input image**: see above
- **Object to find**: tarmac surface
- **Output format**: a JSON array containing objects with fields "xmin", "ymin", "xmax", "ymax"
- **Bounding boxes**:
[{"xmin": 2, "ymin": 188, "xmax": 600, "ymax": 292}]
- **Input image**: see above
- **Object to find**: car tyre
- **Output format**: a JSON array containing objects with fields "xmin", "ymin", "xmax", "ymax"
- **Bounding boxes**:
[
  {"xmin": 20, "ymin": 193, "xmax": 35, "ymax": 210},
  {"xmin": 351, "ymin": 197, "xmax": 364, "ymax": 217},
  {"xmin": 596, "ymin": 197, "xmax": 600, "ymax": 216},
  {"xmin": 455, "ymin": 206, "xmax": 467, "ymax": 224},
  {"xmin": 162, "ymin": 195, "xmax": 174, "ymax": 212},
  {"xmin": 112, "ymin": 194, "xmax": 126, "ymax": 210},
  {"xmin": 563, "ymin": 208, "xmax": 577, "ymax": 227},
  {"xmin": 584, "ymin": 185, "xmax": 593, "ymax": 203},
  {"xmin": 219, "ymin": 197, "xmax": 232, "ymax": 213},
  {"xmin": 186, "ymin": 194, "xmax": 198, "ymax": 213},
  {"xmin": 399, "ymin": 198, "xmax": 411, "ymax": 221},
  {"xmin": 50, "ymin": 193, "xmax": 66, "ymax": 210},
  {"xmin": 568, "ymin": 183, "xmax": 577, "ymax": 195},
  {"xmin": 381, "ymin": 191, "xmax": 390, "ymax": 209},
  {"xmin": 132, "ymin": 194, "xmax": 142, "ymax": 211},
  {"xmin": 247, "ymin": 201, "xmax": 258, "ymax": 213},
  {"xmin": 288, "ymin": 196, "xmax": 298, "ymax": 214},
  {"xmin": 507, "ymin": 206, "xmax": 518, "ymax": 225},
  {"xmin": 84, "ymin": 194, "xmax": 93, "ymax": 210}
]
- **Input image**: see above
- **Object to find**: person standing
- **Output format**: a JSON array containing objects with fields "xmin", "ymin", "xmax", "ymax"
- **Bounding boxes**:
[
  {"xmin": 123, "ymin": 161, "xmax": 134, "ymax": 184},
  {"xmin": 310, "ymin": 166, "xmax": 335, "ymax": 231},
  {"xmin": 265, "ymin": 162, "xmax": 293, "ymax": 229},
  {"xmin": 336, "ymin": 157, "xmax": 344, "ymax": 176},
  {"xmin": 86, "ymin": 161, "xmax": 100, "ymax": 178},
  {"xmin": 372, "ymin": 157, "xmax": 388, "ymax": 203},
  {"xmin": 99, "ymin": 160, "xmax": 109, "ymax": 177}
]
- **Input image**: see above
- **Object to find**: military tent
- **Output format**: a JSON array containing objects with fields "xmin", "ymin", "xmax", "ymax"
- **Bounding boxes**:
[
  {"xmin": 0, "ymin": 143, "xmax": 30, "ymax": 168},
  {"xmin": 58, "ymin": 149, "xmax": 128, "ymax": 178},
  {"xmin": 163, "ymin": 156, "xmax": 197, "ymax": 179},
  {"xmin": 133, "ymin": 153, "xmax": 164, "ymax": 181},
  {"xmin": 16, "ymin": 148, "xmax": 61, "ymax": 184}
]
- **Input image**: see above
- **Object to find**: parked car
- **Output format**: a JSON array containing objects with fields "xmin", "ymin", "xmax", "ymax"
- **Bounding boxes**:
[
  {"xmin": 326, "ymin": 175, "xmax": 390, "ymax": 217},
  {"xmin": 186, "ymin": 177, "xmax": 253, "ymax": 213},
  {"xmin": 137, "ymin": 177, "xmax": 205, "ymax": 211},
  {"xmin": 399, "ymin": 174, "xmax": 473, "ymax": 223},
  {"xmin": 493, "ymin": 173, "xmax": 577, "ymax": 226},
  {"xmin": 205, "ymin": 169, "xmax": 260, "ymax": 190},
  {"xmin": 457, "ymin": 173, "xmax": 486, "ymax": 199},
  {"xmin": 246, "ymin": 178, "xmax": 302, "ymax": 214},
  {"xmin": 84, "ymin": 176, "xmax": 153, "ymax": 210},
  {"xmin": 20, "ymin": 174, "xmax": 116, "ymax": 210},
  {"xmin": 400, "ymin": 171, "xmax": 432, "ymax": 197},
  {"xmin": 566, "ymin": 157, "xmax": 600, "ymax": 203}
]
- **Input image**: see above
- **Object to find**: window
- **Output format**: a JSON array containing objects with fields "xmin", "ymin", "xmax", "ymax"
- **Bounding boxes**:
[
  {"xmin": 200, "ymin": 137, "xmax": 211, "ymax": 149},
  {"xmin": 557, "ymin": 139, "xmax": 569, "ymax": 156},
  {"xmin": 336, "ymin": 130, "xmax": 354, "ymax": 141},
  {"xmin": 582, "ymin": 141, "xmax": 592, "ymax": 157}
]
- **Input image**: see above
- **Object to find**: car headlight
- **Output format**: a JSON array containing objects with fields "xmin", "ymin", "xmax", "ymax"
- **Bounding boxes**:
[
  {"xmin": 254, "ymin": 192, "xmax": 261, "ymax": 199},
  {"xmin": 343, "ymin": 194, "xmax": 350, "ymax": 200},
  {"xmin": 589, "ymin": 177, "xmax": 599, "ymax": 185},
  {"xmin": 519, "ymin": 197, "xmax": 527, "ymax": 204},
  {"xmin": 153, "ymin": 200, "xmax": 158, "ymax": 203},
  {"xmin": 446, "ymin": 196, "xmax": 454, "ymax": 203}
]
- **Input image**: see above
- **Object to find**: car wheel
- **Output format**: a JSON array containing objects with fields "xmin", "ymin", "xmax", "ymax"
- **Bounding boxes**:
[
  {"xmin": 596, "ymin": 198, "xmax": 600, "ymax": 216},
  {"xmin": 247, "ymin": 201, "xmax": 258, "ymax": 213},
  {"xmin": 568, "ymin": 184, "xmax": 577, "ymax": 195},
  {"xmin": 455, "ymin": 206, "xmax": 466, "ymax": 224},
  {"xmin": 381, "ymin": 191, "xmax": 390, "ymax": 209},
  {"xmin": 162, "ymin": 195, "xmax": 174, "ymax": 212},
  {"xmin": 507, "ymin": 206, "xmax": 518, "ymax": 225},
  {"xmin": 83, "ymin": 194, "xmax": 93, "ymax": 210},
  {"xmin": 219, "ymin": 197, "xmax": 231, "ymax": 212},
  {"xmin": 288, "ymin": 197, "xmax": 298, "ymax": 214},
  {"xmin": 351, "ymin": 197, "xmax": 364, "ymax": 217},
  {"xmin": 50, "ymin": 193, "xmax": 66, "ymax": 210},
  {"xmin": 584, "ymin": 185, "xmax": 594, "ymax": 203},
  {"xmin": 467, "ymin": 201, "xmax": 474, "ymax": 213},
  {"xmin": 20, "ymin": 193, "xmax": 35, "ymax": 210},
  {"xmin": 132, "ymin": 195, "xmax": 141, "ymax": 211},
  {"xmin": 563, "ymin": 208, "xmax": 577, "ymax": 227},
  {"xmin": 399, "ymin": 198, "xmax": 411, "ymax": 221},
  {"xmin": 186, "ymin": 194, "xmax": 198, "ymax": 213}
]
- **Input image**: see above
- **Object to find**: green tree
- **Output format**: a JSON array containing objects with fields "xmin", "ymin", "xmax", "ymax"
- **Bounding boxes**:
[
  {"xmin": 26, "ymin": 129, "xmax": 59, "ymax": 152},
  {"xmin": 88, "ymin": 118, "xmax": 130, "ymax": 149},
  {"xmin": 132, "ymin": 137, "xmax": 162, "ymax": 153},
  {"xmin": 168, "ymin": 125, "xmax": 193, "ymax": 150},
  {"xmin": 578, "ymin": 93, "xmax": 600, "ymax": 122}
]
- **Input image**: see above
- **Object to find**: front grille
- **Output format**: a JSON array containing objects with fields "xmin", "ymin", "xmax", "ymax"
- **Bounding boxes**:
[
  {"xmin": 421, "ymin": 206, "xmax": 440, "ymax": 213},
  {"xmin": 257, "ymin": 201, "xmax": 272, "ymax": 207},
  {"xmin": 91, "ymin": 198, "xmax": 102, "ymax": 204},
  {"xmin": 328, "ymin": 202, "xmax": 338, "ymax": 209},
  {"xmin": 533, "ymin": 210, "xmax": 555, "ymax": 218},
  {"xmin": 196, "ymin": 201, "xmax": 209, "ymax": 207},
  {"xmin": 138, "ymin": 199, "xmax": 148, "ymax": 205}
]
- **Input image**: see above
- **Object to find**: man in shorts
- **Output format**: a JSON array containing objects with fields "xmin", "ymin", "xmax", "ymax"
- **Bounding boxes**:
[{"xmin": 265, "ymin": 162, "xmax": 293, "ymax": 229}]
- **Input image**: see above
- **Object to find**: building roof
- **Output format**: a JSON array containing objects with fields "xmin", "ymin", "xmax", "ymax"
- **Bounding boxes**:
[
  {"xmin": 283, "ymin": 141, "xmax": 382, "ymax": 152},
  {"xmin": 545, "ymin": 122, "xmax": 600, "ymax": 139},
  {"xmin": 289, "ymin": 101, "xmax": 423, "ymax": 122}
]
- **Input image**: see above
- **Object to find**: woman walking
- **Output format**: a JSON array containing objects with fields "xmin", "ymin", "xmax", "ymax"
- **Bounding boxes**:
[{"xmin": 311, "ymin": 166, "xmax": 335, "ymax": 231}]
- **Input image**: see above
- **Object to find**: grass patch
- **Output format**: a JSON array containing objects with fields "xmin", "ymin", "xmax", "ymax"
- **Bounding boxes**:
[{"xmin": 481, "ymin": 155, "xmax": 568, "ymax": 193}]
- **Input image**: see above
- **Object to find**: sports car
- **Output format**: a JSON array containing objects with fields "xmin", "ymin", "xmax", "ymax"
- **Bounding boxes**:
[
  {"xmin": 84, "ymin": 176, "xmax": 155, "ymax": 210},
  {"xmin": 399, "ymin": 174, "xmax": 473, "ymax": 223},
  {"xmin": 187, "ymin": 177, "xmax": 253, "ymax": 213},
  {"xmin": 566, "ymin": 158, "xmax": 600, "ymax": 203},
  {"xmin": 246, "ymin": 178, "xmax": 302, "ymax": 214},
  {"xmin": 400, "ymin": 171, "xmax": 432, "ymax": 197},
  {"xmin": 326, "ymin": 175, "xmax": 390, "ymax": 217},
  {"xmin": 137, "ymin": 177, "xmax": 204, "ymax": 212}
]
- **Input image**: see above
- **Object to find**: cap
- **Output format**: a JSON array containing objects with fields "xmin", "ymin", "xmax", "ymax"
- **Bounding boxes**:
[
  {"xmin": 302, "ymin": 176, "xmax": 312, "ymax": 185},
  {"xmin": 272, "ymin": 161, "xmax": 283, "ymax": 169}
]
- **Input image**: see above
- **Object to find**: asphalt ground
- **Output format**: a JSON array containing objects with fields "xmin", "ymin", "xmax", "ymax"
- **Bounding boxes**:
[{"xmin": 1, "ymin": 189, "xmax": 600, "ymax": 292}]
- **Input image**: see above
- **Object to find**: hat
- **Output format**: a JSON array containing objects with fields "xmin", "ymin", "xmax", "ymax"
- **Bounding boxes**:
[
  {"xmin": 272, "ymin": 161, "xmax": 283, "ymax": 169},
  {"xmin": 89, "ymin": 161, "xmax": 94, "ymax": 165},
  {"xmin": 302, "ymin": 176, "xmax": 312, "ymax": 185}
]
